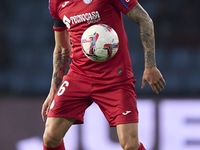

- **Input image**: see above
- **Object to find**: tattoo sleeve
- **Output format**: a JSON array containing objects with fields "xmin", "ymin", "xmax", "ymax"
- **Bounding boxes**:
[
  {"xmin": 127, "ymin": 3, "xmax": 156, "ymax": 68},
  {"xmin": 51, "ymin": 47, "xmax": 70, "ymax": 92}
]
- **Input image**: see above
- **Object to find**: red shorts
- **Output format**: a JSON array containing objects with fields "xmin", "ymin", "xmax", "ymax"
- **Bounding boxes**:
[{"xmin": 48, "ymin": 72, "xmax": 138, "ymax": 127}]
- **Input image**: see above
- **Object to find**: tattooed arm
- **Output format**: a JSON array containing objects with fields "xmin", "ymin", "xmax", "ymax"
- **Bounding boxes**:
[
  {"xmin": 127, "ymin": 3, "xmax": 155, "ymax": 68},
  {"xmin": 42, "ymin": 29, "xmax": 71, "ymax": 121},
  {"xmin": 50, "ymin": 30, "xmax": 71, "ymax": 95},
  {"xmin": 127, "ymin": 3, "xmax": 166, "ymax": 94}
]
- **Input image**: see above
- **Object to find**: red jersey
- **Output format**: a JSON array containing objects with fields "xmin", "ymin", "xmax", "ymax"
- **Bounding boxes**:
[{"xmin": 48, "ymin": 0, "xmax": 138, "ymax": 84}]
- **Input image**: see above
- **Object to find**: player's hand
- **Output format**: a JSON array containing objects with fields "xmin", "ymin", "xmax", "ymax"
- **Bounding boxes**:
[
  {"xmin": 41, "ymin": 94, "xmax": 54, "ymax": 122},
  {"xmin": 141, "ymin": 66, "xmax": 166, "ymax": 94}
]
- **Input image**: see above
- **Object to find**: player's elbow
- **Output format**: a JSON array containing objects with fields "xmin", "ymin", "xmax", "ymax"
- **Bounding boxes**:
[
  {"xmin": 138, "ymin": 14, "xmax": 153, "ymax": 26},
  {"xmin": 55, "ymin": 44, "xmax": 71, "ymax": 58}
]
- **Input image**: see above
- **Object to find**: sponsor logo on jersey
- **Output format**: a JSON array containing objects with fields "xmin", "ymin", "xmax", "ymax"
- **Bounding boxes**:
[
  {"xmin": 83, "ymin": 0, "xmax": 92, "ymax": 4},
  {"xmin": 63, "ymin": 11, "xmax": 101, "ymax": 29},
  {"xmin": 63, "ymin": 15, "xmax": 71, "ymax": 29}
]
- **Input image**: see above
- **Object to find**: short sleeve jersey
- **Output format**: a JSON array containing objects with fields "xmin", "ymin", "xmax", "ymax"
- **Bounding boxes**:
[{"xmin": 48, "ymin": 0, "xmax": 138, "ymax": 84}]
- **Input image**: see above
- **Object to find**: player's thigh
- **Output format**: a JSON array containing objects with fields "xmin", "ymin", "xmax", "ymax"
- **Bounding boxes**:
[
  {"xmin": 48, "ymin": 73, "xmax": 93, "ymax": 124},
  {"xmin": 92, "ymin": 78, "xmax": 138, "ymax": 127},
  {"xmin": 44, "ymin": 117, "xmax": 76, "ymax": 141},
  {"xmin": 117, "ymin": 123, "xmax": 139, "ymax": 147}
]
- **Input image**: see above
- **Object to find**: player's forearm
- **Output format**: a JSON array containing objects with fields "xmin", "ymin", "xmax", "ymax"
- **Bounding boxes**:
[
  {"xmin": 50, "ymin": 46, "xmax": 70, "ymax": 95},
  {"xmin": 139, "ymin": 16, "xmax": 156, "ymax": 68},
  {"xmin": 127, "ymin": 3, "xmax": 156, "ymax": 68}
]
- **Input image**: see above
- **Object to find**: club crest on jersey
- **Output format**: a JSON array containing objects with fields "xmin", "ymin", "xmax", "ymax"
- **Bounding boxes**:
[{"xmin": 83, "ymin": 0, "xmax": 92, "ymax": 4}]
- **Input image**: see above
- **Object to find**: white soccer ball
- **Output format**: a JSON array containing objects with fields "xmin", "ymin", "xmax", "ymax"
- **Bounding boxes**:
[{"xmin": 81, "ymin": 24, "xmax": 119, "ymax": 62}]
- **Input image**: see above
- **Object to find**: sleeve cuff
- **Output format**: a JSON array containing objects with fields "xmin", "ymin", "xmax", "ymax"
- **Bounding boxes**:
[{"xmin": 123, "ymin": 1, "xmax": 138, "ymax": 15}]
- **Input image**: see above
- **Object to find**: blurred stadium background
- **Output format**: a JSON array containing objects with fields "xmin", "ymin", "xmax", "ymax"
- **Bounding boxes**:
[{"xmin": 0, "ymin": 0, "xmax": 199, "ymax": 150}]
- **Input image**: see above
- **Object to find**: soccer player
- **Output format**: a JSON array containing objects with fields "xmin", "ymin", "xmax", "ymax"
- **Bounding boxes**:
[{"xmin": 41, "ymin": 0, "xmax": 166, "ymax": 150}]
